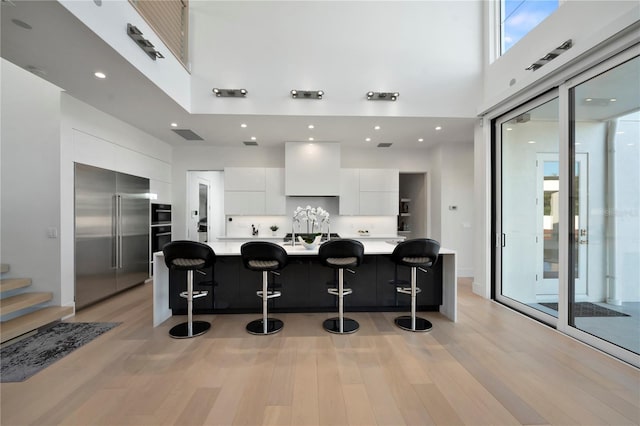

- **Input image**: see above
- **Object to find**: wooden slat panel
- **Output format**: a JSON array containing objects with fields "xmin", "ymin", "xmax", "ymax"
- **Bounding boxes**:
[{"xmin": 129, "ymin": 0, "xmax": 188, "ymax": 65}]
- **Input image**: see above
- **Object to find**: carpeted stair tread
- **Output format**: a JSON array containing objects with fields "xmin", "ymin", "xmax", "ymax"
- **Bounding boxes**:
[
  {"xmin": 0, "ymin": 264, "xmax": 9, "ymax": 274},
  {"xmin": 0, "ymin": 292, "xmax": 53, "ymax": 315},
  {"xmin": 0, "ymin": 306, "xmax": 74, "ymax": 343},
  {"xmin": 0, "ymin": 278, "xmax": 32, "ymax": 293}
]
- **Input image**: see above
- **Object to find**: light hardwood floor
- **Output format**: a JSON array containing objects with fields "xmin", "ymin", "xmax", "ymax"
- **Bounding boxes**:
[{"xmin": 1, "ymin": 279, "xmax": 638, "ymax": 425}]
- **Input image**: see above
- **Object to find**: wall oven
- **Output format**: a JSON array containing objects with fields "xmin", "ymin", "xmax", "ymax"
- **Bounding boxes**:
[{"xmin": 151, "ymin": 203, "xmax": 171, "ymax": 253}]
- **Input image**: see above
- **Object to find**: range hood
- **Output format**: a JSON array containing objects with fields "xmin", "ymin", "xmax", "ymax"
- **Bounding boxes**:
[{"xmin": 285, "ymin": 142, "xmax": 340, "ymax": 196}]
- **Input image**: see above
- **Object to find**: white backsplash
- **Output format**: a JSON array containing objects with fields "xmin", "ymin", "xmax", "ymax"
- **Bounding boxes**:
[{"xmin": 223, "ymin": 213, "xmax": 397, "ymax": 238}]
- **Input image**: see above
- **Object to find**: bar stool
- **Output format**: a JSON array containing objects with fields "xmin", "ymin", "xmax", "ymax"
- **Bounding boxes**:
[
  {"xmin": 390, "ymin": 238, "xmax": 440, "ymax": 332},
  {"xmin": 319, "ymin": 239, "xmax": 364, "ymax": 334},
  {"xmin": 163, "ymin": 240, "xmax": 216, "ymax": 338},
  {"xmin": 241, "ymin": 241, "xmax": 288, "ymax": 335}
]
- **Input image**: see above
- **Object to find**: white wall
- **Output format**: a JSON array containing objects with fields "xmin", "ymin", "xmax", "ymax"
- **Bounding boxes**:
[
  {"xmin": 1, "ymin": 59, "xmax": 63, "ymax": 305},
  {"xmin": 60, "ymin": 93, "xmax": 173, "ymax": 309},
  {"xmin": 435, "ymin": 144, "xmax": 475, "ymax": 277}
]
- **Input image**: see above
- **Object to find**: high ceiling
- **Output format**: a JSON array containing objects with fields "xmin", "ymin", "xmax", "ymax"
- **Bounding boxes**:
[{"xmin": 1, "ymin": 0, "xmax": 482, "ymax": 148}]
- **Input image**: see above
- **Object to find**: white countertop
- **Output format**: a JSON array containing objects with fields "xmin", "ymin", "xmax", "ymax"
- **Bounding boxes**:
[{"xmin": 155, "ymin": 240, "xmax": 455, "ymax": 257}]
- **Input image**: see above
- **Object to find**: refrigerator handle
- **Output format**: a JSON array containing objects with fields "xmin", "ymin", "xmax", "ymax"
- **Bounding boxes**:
[
  {"xmin": 112, "ymin": 195, "xmax": 118, "ymax": 269},
  {"xmin": 117, "ymin": 194, "xmax": 123, "ymax": 269}
]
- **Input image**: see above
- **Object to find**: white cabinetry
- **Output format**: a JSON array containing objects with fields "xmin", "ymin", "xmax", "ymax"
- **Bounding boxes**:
[
  {"xmin": 224, "ymin": 167, "xmax": 285, "ymax": 215},
  {"xmin": 339, "ymin": 169, "xmax": 360, "ymax": 215},
  {"xmin": 265, "ymin": 168, "xmax": 286, "ymax": 215},
  {"xmin": 339, "ymin": 168, "xmax": 399, "ymax": 215}
]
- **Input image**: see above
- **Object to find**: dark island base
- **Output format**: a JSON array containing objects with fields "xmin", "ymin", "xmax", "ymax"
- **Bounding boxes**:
[{"xmin": 169, "ymin": 254, "xmax": 443, "ymax": 316}]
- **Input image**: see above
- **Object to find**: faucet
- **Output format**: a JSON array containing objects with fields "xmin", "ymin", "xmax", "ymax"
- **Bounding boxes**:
[{"xmin": 251, "ymin": 224, "xmax": 258, "ymax": 236}]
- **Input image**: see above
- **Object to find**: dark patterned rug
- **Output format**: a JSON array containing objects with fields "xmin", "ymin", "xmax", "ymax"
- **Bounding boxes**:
[
  {"xmin": 540, "ymin": 302, "xmax": 630, "ymax": 317},
  {"xmin": 0, "ymin": 322, "xmax": 119, "ymax": 382}
]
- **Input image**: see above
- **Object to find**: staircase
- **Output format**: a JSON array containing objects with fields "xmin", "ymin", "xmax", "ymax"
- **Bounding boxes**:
[{"xmin": 0, "ymin": 264, "xmax": 73, "ymax": 343}]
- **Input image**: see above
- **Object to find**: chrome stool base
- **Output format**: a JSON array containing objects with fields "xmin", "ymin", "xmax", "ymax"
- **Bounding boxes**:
[
  {"xmin": 323, "ymin": 317, "xmax": 359, "ymax": 334},
  {"xmin": 169, "ymin": 320, "xmax": 211, "ymax": 339},
  {"xmin": 246, "ymin": 318, "xmax": 283, "ymax": 335},
  {"xmin": 394, "ymin": 315, "xmax": 432, "ymax": 332}
]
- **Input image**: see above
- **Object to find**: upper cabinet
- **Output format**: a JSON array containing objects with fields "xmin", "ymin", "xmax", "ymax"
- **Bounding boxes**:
[
  {"xmin": 285, "ymin": 142, "xmax": 340, "ymax": 196},
  {"xmin": 224, "ymin": 167, "xmax": 285, "ymax": 215},
  {"xmin": 224, "ymin": 167, "xmax": 266, "ymax": 191},
  {"xmin": 340, "ymin": 168, "xmax": 399, "ymax": 216}
]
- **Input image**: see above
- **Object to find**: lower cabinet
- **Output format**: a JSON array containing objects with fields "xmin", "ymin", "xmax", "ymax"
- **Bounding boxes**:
[{"xmin": 168, "ymin": 254, "xmax": 443, "ymax": 314}]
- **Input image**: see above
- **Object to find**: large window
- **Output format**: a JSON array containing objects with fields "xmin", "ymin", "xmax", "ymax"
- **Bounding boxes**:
[{"xmin": 501, "ymin": 0, "xmax": 559, "ymax": 54}]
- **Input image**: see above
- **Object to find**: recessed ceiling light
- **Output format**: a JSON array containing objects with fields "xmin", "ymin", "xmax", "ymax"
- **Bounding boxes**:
[
  {"xmin": 418, "ymin": 138, "xmax": 424, "ymax": 142},
  {"xmin": 374, "ymin": 125, "xmax": 381, "ymax": 130},
  {"xmin": 365, "ymin": 137, "xmax": 371, "ymax": 142},
  {"xmin": 308, "ymin": 124, "xmax": 314, "ymax": 129},
  {"xmin": 627, "ymin": 143, "xmax": 635, "ymax": 146},
  {"xmin": 528, "ymin": 140, "xmax": 536, "ymax": 144},
  {"xmin": 240, "ymin": 123, "xmax": 247, "ymax": 128},
  {"xmin": 506, "ymin": 127, "xmax": 513, "ymax": 131},
  {"xmin": 250, "ymin": 136, "xmax": 257, "ymax": 141},
  {"xmin": 435, "ymin": 126, "xmax": 442, "ymax": 131},
  {"xmin": 575, "ymin": 142, "xmax": 582, "ymax": 145},
  {"xmin": 616, "ymin": 131, "xmax": 625, "ymax": 134},
  {"xmin": 170, "ymin": 122, "xmax": 178, "ymax": 127},
  {"xmin": 94, "ymin": 71, "xmax": 107, "ymax": 79},
  {"xmin": 308, "ymin": 137, "xmax": 314, "ymax": 141},
  {"xmin": 585, "ymin": 98, "xmax": 592, "ymax": 102},
  {"xmin": 610, "ymin": 98, "xmax": 617, "ymax": 102}
]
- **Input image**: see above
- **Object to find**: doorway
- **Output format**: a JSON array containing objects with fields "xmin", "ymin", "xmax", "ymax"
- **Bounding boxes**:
[
  {"xmin": 398, "ymin": 173, "xmax": 428, "ymax": 239},
  {"xmin": 187, "ymin": 171, "xmax": 224, "ymax": 242}
]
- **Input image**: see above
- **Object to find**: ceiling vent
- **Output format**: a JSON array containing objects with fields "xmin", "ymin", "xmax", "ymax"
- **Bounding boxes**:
[
  {"xmin": 171, "ymin": 129, "xmax": 204, "ymax": 141},
  {"xmin": 377, "ymin": 143, "xmax": 393, "ymax": 148},
  {"xmin": 243, "ymin": 141, "xmax": 258, "ymax": 146}
]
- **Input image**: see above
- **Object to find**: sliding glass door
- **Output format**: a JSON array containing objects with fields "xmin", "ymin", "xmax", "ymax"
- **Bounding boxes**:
[
  {"xmin": 568, "ymin": 54, "xmax": 640, "ymax": 358},
  {"xmin": 496, "ymin": 93, "xmax": 560, "ymax": 323},
  {"xmin": 495, "ymin": 48, "xmax": 639, "ymax": 366}
]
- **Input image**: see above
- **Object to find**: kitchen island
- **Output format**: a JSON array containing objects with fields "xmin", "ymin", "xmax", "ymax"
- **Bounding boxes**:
[{"xmin": 153, "ymin": 240, "xmax": 457, "ymax": 327}]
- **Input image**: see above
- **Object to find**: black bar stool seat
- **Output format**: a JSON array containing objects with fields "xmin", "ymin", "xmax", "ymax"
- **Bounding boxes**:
[
  {"xmin": 390, "ymin": 238, "xmax": 440, "ymax": 332},
  {"xmin": 319, "ymin": 239, "xmax": 364, "ymax": 334},
  {"xmin": 241, "ymin": 242, "xmax": 288, "ymax": 335},
  {"xmin": 163, "ymin": 241, "xmax": 216, "ymax": 338}
]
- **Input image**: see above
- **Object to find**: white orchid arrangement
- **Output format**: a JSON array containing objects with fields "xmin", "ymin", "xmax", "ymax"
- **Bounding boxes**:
[{"xmin": 293, "ymin": 205, "xmax": 330, "ymax": 235}]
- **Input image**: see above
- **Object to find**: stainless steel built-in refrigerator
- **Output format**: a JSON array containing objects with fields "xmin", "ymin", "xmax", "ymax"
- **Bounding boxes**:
[{"xmin": 74, "ymin": 163, "xmax": 150, "ymax": 309}]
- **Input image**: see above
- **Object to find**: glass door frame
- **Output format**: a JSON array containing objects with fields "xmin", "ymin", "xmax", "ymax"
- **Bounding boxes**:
[
  {"xmin": 494, "ymin": 89, "xmax": 562, "ymax": 327},
  {"xmin": 559, "ymin": 45, "xmax": 639, "ymax": 367},
  {"xmin": 492, "ymin": 44, "xmax": 639, "ymax": 368}
]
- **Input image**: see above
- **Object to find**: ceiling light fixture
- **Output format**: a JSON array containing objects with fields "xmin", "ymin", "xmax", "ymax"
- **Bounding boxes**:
[
  {"xmin": 170, "ymin": 122, "xmax": 178, "ymax": 127},
  {"xmin": 374, "ymin": 125, "xmax": 381, "ymax": 130},
  {"xmin": 94, "ymin": 71, "xmax": 106, "ymax": 79},
  {"xmin": 435, "ymin": 126, "xmax": 442, "ymax": 131},
  {"xmin": 365, "ymin": 137, "xmax": 371, "ymax": 142},
  {"xmin": 212, "ymin": 88, "xmax": 247, "ymax": 97},
  {"xmin": 308, "ymin": 137, "xmax": 314, "ymax": 141},
  {"xmin": 418, "ymin": 138, "xmax": 424, "ymax": 142},
  {"xmin": 11, "ymin": 19, "xmax": 32, "ymax": 30},
  {"xmin": 525, "ymin": 39, "xmax": 572, "ymax": 71},
  {"xmin": 127, "ymin": 24, "xmax": 164, "ymax": 60},
  {"xmin": 308, "ymin": 124, "xmax": 315, "ymax": 129},
  {"xmin": 367, "ymin": 91, "xmax": 399, "ymax": 101},
  {"xmin": 291, "ymin": 90, "xmax": 324, "ymax": 99},
  {"xmin": 240, "ymin": 123, "xmax": 247, "ymax": 128},
  {"xmin": 528, "ymin": 140, "xmax": 536, "ymax": 144},
  {"xmin": 610, "ymin": 98, "xmax": 617, "ymax": 102},
  {"xmin": 250, "ymin": 136, "xmax": 257, "ymax": 141}
]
